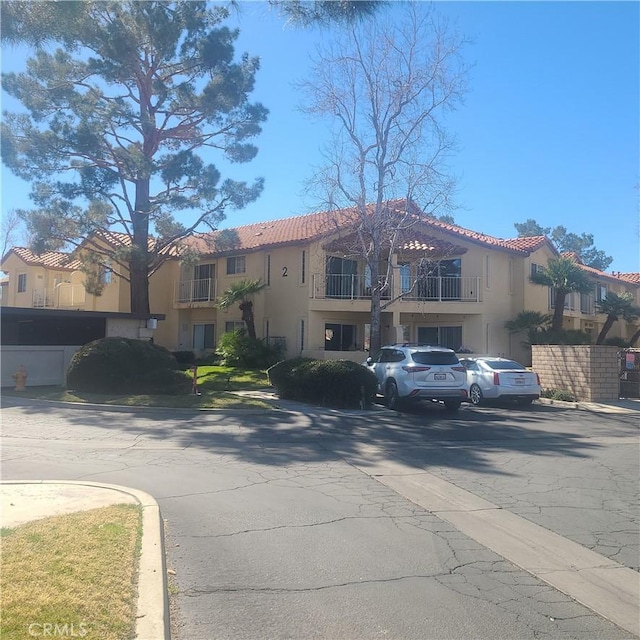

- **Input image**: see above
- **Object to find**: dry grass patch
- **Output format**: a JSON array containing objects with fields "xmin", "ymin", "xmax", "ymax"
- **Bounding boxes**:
[
  {"xmin": 1, "ymin": 504, "xmax": 141, "ymax": 640},
  {"xmin": 4, "ymin": 366, "xmax": 274, "ymax": 410}
]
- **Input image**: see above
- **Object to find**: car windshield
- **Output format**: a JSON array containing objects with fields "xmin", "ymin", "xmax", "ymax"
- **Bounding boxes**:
[
  {"xmin": 412, "ymin": 351, "xmax": 459, "ymax": 365},
  {"xmin": 483, "ymin": 360, "xmax": 525, "ymax": 370}
]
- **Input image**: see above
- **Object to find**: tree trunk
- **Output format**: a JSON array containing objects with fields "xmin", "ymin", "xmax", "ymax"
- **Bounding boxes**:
[
  {"xmin": 627, "ymin": 328, "xmax": 640, "ymax": 347},
  {"xmin": 369, "ymin": 250, "xmax": 383, "ymax": 354},
  {"xmin": 240, "ymin": 301, "xmax": 257, "ymax": 339},
  {"xmin": 130, "ymin": 179, "xmax": 151, "ymax": 315},
  {"xmin": 596, "ymin": 316, "xmax": 616, "ymax": 345},
  {"xmin": 551, "ymin": 290, "xmax": 566, "ymax": 332}
]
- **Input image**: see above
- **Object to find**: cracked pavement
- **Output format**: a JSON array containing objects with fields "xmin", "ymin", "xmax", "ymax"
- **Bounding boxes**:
[{"xmin": 1, "ymin": 398, "xmax": 638, "ymax": 639}]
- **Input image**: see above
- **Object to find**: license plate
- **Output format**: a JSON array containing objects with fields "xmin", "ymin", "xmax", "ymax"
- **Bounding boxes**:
[
  {"xmin": 514, "ymin": 378, "xmax": 525, "ymax": 385},
  {"xmin": 434, "ymin": 373, "xmax": 446, "ymax": 380}
]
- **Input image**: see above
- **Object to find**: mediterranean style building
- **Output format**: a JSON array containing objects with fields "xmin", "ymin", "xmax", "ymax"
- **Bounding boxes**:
[{"xmin": 2, "ymin": 200, "xmax": 639, "ymax": 366}]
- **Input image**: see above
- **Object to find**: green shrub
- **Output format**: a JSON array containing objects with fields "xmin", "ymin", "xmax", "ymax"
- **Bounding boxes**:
[
  {"xmin": 604, "ymin": 336, "xmax": 628, "ymax": 347},
  {"xmin": 541, "ymin": 388, "xmax": 576, "ymax": 402},
  {"xmin": 216, "ymin": 330, "xmax": 283, "ymax": 369},
  {"xmin": 67, "ymin": 337, "xmax": 191, "ymax": 395},
  {"xmin": 268, "ymin": 357, "xmax": 377, "ymax": 409},
  {"xmin": 537, "ymin": 329, "xmax": 592, "ymax": 345}
]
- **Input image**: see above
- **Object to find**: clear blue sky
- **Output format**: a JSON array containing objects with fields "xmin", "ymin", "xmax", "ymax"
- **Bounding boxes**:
[{"xmin": 2, "ymin": 1, "xmax": 638, "ymax": 273}]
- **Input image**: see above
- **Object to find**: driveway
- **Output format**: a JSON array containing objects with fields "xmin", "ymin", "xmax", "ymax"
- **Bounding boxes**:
[{"xmin": 1, "ymin": 398, "xmax": 638, "ymax": 639}]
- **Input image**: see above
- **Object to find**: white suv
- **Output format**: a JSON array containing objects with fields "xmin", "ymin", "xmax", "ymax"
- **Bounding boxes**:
[{"xmin": 364, "ymin": 344, "xmax": 468, "ymax": 411}]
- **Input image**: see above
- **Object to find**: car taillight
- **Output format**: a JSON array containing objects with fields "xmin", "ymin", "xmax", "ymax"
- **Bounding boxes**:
[
  {"xmin": 402, "ymin": 366, "xmax": 431, "ymax": 372},
  {"xmin": 493, "ymin": 372, "xmax": 500, "ymax": 385},
  {"xmin": 452, "ymin": 366, "xmax": 465, "ymax": 372},
  {"xmin": 535, "ymin": 373, "xmax": 540, "ymax": 385}
]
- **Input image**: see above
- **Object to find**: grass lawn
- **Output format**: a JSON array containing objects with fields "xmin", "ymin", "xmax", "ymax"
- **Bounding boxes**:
[
  {"xmin": 3, "ymin": 366, "xmax": 274, "ymax": 410},
  {"xmin": 1, "ymin": 504, "xmax": 141, "ymax": 640}
]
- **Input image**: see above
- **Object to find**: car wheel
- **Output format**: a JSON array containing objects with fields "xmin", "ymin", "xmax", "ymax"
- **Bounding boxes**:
[
  {"xmin": 469, "ymin": 384, "xmax": 483, "ymax": 406},
  {"xmin": 516, "ymin": 398, "xmax": 533, "ymax": 406},
  {"xmin": 444, "ymin": 399, "xmax": 462, "ymax": 412},
  {"xmin": 385, "ymin": 381, "xmax": 400, "ymax": 410}
]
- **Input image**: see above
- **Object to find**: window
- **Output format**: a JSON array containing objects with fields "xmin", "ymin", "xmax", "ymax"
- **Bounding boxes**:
[
  {"xmin": 17, "ymin": 273, "xmax": 27, "ymax": 293},
  {"xmin": 485, "ymin": 255, "xmax": 490, "ymax": 289},
  {"xmin": 193, "ymin": 323, "xmax": 215, "ymax": 350},
  {"xmin": 417, "ymin": 326, "xmax": 463, "ymax": 351},
  {"xmin": 266, "ymin": 254, "xmax": 271, "ymax": 286},
  {"xmin": 326, "ymin": 256, "xmax": 357, "ymax": 298},
  {"xmin": 399, "ymin": 263, "xmax": 412, "ymax": 293},
  {"xmin": 300, "ymin": 319, "xmax": 305, "ymax": 352},
  {"xmin": 324, "ymin": 323, "xmax": 356, "ymax": 351},
  {"xmin": 596, "ymin": 283, "xmax": 607, "ymax": 302},
  {"xmin": 102, "ymin": 264, "xmax": 113, "ymax": 285},
  {"xmin": 417, "ymin": 259, "xmax": 461, "ymax": 300},
  {"xmin": 508, "ymin": 260, "xmax": 514, "ymax": 294},
  {"xmin": 225, "ymin": 321, "xmax": 245, "ymax": 333},
  {"xmin": 300, "ymin": 250, "xmax": 306, "ymax": 284},
  {"xmin": 530, "ymin": 263, "xmax": 542, "ymax": 277},
  {"xmin": 226, "ymin": 255, "xmax": 246, "ymax": 275},
  {"xmin": 192, "ymin": 263, "xmax": 215, "ymax": 301}
]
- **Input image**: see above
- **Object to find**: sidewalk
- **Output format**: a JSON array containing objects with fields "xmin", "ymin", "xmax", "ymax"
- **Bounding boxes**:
[
  {"xmin": 537, "ymin": 396, "xmax": 640, "ymax": 414},
  {"xmin": 0, "ymin": 481, "xmax": 170, "ymax": 640}
]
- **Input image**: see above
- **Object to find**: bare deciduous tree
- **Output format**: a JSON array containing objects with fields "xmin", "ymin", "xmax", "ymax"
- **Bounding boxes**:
[
  {"xmin": 1, "ymin": 209, "xmax": 22, "ymax": 259},
  {"xmin": 299, "ymin": 2, "xmax": 468, "ymax": 353}
]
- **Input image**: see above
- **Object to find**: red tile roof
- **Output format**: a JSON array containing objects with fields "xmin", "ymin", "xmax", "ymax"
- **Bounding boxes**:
[
  {"xmin": 502, "ymin": 236, "xmax": 553, "ymax": 253},
  {"xmin": 189, "ymin": 200, "xmax": 534, "ymax": 257},
  {"xmin": 573, "ymin": 262, "xmax": 640, "ymax": 287},
  {"xmin": 4, "ymin": 247, "xmax": 82, "ymax": 271},
  {"xmin": 617, "ymin": 273, "xmax": 640, "ymax": 285}
]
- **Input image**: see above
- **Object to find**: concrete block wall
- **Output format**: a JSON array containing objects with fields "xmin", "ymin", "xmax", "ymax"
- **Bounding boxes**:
[{"xmin": 532, "ymin": 345, "xmax": 620, "ymax": 402}]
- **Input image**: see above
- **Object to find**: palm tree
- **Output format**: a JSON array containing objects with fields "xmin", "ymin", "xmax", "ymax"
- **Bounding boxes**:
[
  {"xmin": 505, "ymin": 310, "xmax": 552, "ymax": 347},
  {"xmin": 215, "ymin": 279, "xmax": 266, "ymax": 340},
  {"xmin": 530, "ymin": 256, "xmax": 594, "ymax": 332},
  {"xmin": 595, "ymin": 291, "xmax": 640, "ymax": 345}
]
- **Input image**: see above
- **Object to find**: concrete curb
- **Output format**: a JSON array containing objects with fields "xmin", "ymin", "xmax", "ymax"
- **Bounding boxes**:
[
  {"xmin": 0, "ymin": 480, "xmax": 170, "ymax": 640},
  {"xmin": 537, "ymin": 397, "xmax": 640, "ymax": 414}
]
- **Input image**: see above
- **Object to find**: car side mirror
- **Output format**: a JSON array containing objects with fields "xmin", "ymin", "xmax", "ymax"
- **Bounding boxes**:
[{"xmin": 366, "ymin": 357, "xmax": 373, "ymax": 366}]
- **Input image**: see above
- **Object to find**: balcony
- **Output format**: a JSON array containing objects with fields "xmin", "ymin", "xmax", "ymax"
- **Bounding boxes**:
[
  {"xmin": 312, "ymin": 274, "xmax": 391, "ymax": 300},
  {"xmin": 32, "ymin": 284, "xmax": 86, "ymax": 309},
  {"xmin": 401, "ymin": 276, "xmax": 480, "ymax": 302},
  {"xmin": 311, "ymin": 274, "xmax": 481, "ymax": 302},
  {"xmin": 174, "ymin": 278, "xmax": 217, "ymax": 306}
]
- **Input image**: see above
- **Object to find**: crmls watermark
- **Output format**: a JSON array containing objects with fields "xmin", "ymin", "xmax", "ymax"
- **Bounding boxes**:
[{"xmin": 27, "ymin": 622, "xmax": 88, "ymax": 637}]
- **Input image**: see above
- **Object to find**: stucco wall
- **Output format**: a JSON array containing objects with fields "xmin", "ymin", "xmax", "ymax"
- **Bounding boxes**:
[{"xmin": 532, "ymin": 344, "xmax": 619, "ymax": 401}]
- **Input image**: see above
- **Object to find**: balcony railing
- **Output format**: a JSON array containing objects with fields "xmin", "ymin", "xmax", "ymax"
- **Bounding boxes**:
[
  {"xmin": 312, "ymin": 274, "xmax": 391, "ymax": 300},
  {"xmin": 311, "ymin": 274, "xmax": 481, "ymax": 302},
  {"xmin": 175, "ymin": 278, "xmax": 216, "ymax": 304},
  {"xmin": 401, "ymin": 276, "xmax": 480, "ymax": 302},
  {"xmin": 32, "ymin": 284, "xmax": 86, "ymax": 309}
]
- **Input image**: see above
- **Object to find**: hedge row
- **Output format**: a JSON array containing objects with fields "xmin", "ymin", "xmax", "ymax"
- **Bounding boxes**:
[{"xmin": 267, "ymin": 357, "xmax": 377, "ymax": 409}]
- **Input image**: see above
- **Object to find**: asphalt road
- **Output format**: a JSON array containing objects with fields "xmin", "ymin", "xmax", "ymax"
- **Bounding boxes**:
[{"xmin": 1, "ymin": 398, "xmax": 638, "ymax": 640}]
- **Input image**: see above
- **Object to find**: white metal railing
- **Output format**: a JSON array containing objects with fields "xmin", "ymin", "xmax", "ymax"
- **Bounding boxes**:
[
  {"xmin": 311, "ymin": 274, "xmax": 481, "ymax": 302},
  {"xmin": 401, "ymin": 276, "xmax": 480, "ymax": 302},
  {"xmin": 175, "ymin": 278, "xmax": 216, "ymax": 304},
  {"xmin": 32, "ymin": 284, "xmax": 86, "ymax": 309},
  {"xmin": 312, "ymin": 274, "xmax": 391, "ymax": 300}
]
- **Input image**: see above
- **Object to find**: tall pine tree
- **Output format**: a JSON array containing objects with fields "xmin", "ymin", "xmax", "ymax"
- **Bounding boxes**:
[{"xmin": 1, "ymin": 1, "xmax": 267, "ymax": 314}]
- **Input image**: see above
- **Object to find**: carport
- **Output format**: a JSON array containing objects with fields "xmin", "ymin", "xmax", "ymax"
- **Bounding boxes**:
[{"xmin": 1, "ymin": 307, "xmax": 164, "ymax": 387}]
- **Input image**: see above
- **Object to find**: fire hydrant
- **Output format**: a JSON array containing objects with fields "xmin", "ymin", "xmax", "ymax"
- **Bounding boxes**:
[{"xmin": 12, "ymin": 365, "xmax": 27, "ymax": 391}]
